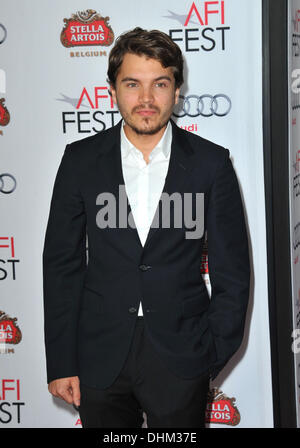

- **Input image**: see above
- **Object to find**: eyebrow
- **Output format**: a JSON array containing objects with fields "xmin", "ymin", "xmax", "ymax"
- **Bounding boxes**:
[{"xmin": 120, "ymin": 76, "xmax": 172, "ymax": 83}]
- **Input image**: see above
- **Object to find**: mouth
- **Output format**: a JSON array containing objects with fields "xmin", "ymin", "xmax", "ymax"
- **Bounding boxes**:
[
  {"xmin": 134, "ymin": 106, "xmax": 159, "ymax": 117},
  {"xmin": 136, "ymin": 109, "xmax": 157, "ymax": 117}
]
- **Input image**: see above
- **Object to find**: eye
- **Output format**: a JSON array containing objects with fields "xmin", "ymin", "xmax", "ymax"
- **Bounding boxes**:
[
  {"xmin": 155, "ymin": 82, "xmax": 168, "ymax": 88},
  {"xmin": 126, "ymin": 82, "xmax": 138, "ymax": 88}
]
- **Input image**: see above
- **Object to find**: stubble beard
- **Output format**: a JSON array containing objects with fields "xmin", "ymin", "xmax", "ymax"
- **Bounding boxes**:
[
  {"xmin": 120, "ymin": 104, "xmax": 172, "ymax": 136},
  {"xmin": 127, "ymin": 117, "xmax": 169, "ymax": 135}
]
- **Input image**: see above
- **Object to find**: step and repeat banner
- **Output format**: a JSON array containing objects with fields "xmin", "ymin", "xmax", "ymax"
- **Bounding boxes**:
[
  {"xmin": 288, "ymin": 0, "xmax": 300, "ymax": 427},
  {"xmin": 0, "ymin": 0, "xmax": 274, "ymax": 427}
]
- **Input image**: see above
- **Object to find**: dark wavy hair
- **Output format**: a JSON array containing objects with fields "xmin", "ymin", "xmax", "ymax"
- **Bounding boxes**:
[{"xmin": 107, "ymin": 27, "xmax": 184, "ymax": 88}]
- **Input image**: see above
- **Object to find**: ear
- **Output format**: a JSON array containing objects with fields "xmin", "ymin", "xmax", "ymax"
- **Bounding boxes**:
[
  {"xmin": 174, "ymin": 87, "xmax": 180, "ymax": 105},
  {"xmin": 109, "ymin": 83, "xmax": 118, "ymax": 105}
]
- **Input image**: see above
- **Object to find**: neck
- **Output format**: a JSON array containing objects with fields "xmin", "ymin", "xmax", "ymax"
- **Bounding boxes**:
[{"xmin": 123, "ymin": 123, "xmax": 167, "ymax": 153}]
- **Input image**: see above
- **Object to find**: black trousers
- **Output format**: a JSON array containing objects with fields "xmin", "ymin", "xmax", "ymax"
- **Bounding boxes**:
[{"xmin": 78, "ymin": 317, "xmax": 209, "ymax": 428}]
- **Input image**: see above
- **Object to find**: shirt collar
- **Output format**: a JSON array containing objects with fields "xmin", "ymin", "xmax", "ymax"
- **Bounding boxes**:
[{"xmin": 120, "ymin": 120, "xmax": 172, "ymax": 160}]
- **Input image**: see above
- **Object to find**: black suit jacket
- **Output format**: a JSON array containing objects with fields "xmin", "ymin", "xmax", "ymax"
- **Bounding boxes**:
[{"xmin": 43, "ymin": 119, "xmax": 250, "ymax": 388}]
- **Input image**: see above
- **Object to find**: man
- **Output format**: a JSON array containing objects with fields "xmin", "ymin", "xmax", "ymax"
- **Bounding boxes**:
[{"xmin": 43, "ymin": 27, "xmax": 250, "ymax": 428}]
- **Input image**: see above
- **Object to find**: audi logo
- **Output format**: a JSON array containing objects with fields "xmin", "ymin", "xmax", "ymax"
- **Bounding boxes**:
[
  {"xmin": 0, "ymin": 174, "xmax": 16, "ymax": 194},
  {"xmin": 173, "ymin": 94, "xmax": 232, "ymax": 118},
  {"xmin": 294, "ymin": 221, "xmax": 300, "ymax": 251},
  {"xmin": 0, "ymin": 24, "xmax": 7, "ymax": 45}
]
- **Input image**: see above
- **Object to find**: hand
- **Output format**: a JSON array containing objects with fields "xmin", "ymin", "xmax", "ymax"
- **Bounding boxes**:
[{"xmin": 48, "ymin": 376, "xmax": 80, "ymax": 407}]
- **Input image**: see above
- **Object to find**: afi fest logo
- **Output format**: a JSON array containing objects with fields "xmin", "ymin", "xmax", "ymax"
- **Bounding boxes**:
[
  {"xmin": 0, "ymin": 379, "xmax": 25, "ymax": 424},
  {"xmin": 58, "ymin": 85, "xmax": 118, "ymax": 134},
  {"xmin": 60, "ymin": 9, "xmax": 114, "ymax": 58},
  {"xmin": 292, "ymin": 8, "xmax": 300, "ymax": 33},
  {"xmin": 292, "ymin": 8, "xmax": 300, "ymax": 57},
  {"xmin": 165, "ymin": 1, "xmax": 230, "ymax": 53},
  {"xmin": 293, "ymin": 151, "xmax": 300, "ymax": 215},
  {"xmin": 0, "ymin": 237, "xmax": 20, "ymax": 281}
]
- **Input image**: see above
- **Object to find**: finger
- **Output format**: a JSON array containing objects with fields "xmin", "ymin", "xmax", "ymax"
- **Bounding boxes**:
[
  {"xmin": 57, "ymin": 387, "xmax": 74, "ymax": 404},
  {"xmin": 48, "ymin": 383, "xmax": 59, "ymax": 397},
  {"xmin": 71, "ymin": 382, "xmax": 81, "ymax": 407}
]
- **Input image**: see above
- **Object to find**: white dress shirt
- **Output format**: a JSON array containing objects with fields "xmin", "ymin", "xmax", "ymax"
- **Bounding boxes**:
[{"xmin": 120, "ymin": 120, "xmax": 172, "ymax": 316}]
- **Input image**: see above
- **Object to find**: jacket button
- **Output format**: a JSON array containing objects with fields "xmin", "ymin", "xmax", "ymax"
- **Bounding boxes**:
[
  {"xmin": 139, "ymin": 264, "xmax": 151, "ymax": 271},
  {"xmin": 128, "ymin": 307, "xmax": 137, "ymax": 313}
]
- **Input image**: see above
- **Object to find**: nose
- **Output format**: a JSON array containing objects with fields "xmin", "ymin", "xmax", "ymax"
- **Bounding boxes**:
[{"xmin": 139, "ymin": 85, "xmax": 154, "ymax": 104}]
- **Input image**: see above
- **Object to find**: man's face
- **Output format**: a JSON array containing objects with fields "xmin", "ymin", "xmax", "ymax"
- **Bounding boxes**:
[{"xmin": 110, "ymin": 53, "xmax": 180, "ymax": 136}]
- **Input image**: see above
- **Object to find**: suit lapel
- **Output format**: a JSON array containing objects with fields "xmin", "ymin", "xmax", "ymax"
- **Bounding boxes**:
[
  {"xmin": 95, "ymin": 119, "xmax": 195, "ymax": 249},
  {"xmin": 144, "ymin": 120, "xmax": 196, "ymax": 248},
  {"xmin": 95, "ymin": 121, "xmax": 142, "ymax": 246}
]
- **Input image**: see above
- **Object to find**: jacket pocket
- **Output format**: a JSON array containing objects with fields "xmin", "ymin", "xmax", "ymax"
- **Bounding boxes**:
[{"xmin": 182, "ymin": 295, "xmax": 209, "ymax": 319}]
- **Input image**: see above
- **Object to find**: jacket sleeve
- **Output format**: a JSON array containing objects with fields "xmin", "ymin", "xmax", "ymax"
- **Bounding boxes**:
[
  {"xmin": 206, "ymin": 149, "xmax": 250, "ymax": 380},
  {"xmin": 42, "ymin": 144, "xmax": 87, "ymax": 383}
]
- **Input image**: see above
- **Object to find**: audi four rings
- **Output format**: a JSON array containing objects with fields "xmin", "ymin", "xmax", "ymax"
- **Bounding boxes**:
[
  {"xmin": 0, "ymin": 174, "xmax": 17, "ymax": 194},
  {"xmin": 0, "ymin": 24, "xmax": 7, "ymax": 45},
  {"xmin": 173, "ymin": 94, "xmax": 232, "ymax": 117}
]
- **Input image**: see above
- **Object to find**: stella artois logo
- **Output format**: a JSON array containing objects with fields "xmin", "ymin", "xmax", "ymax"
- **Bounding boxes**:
[
  {"xmin": 206, "ymin": 388, "xmax": 241, "ymax": 426},
  {"xmin": 0, "ymin": 311, "xmax": 22, "ymax": 345},
  {"xmin": 60, "ymin": 9, "xmax": 114, "ymax": 48},
  {"xmin": 0, "ymin": 98, "xmax": 10, "ymax": 127},
  {"xmin": 200, "ymin": 236, "xmax": 208, "ymax": 274}
]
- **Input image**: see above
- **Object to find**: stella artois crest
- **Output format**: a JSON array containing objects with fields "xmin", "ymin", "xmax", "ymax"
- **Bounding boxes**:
[
  {"xmin": 60, "ymin": 9, "xmax": 114, "ymax": 48},
  {"xmin": 200, "ymin": 235, "xmax": 208, "ymax": 274},
  {"xmin": 206, "ymin": 387, "xmax": 241, "ymax": 426},
  {"xmin": 0, "ymin": 311, "xmax": 22, "ymax": 345},
  {"xmin": 0, "ymin": 98, "xmax": 10, "ymax": 127}
]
